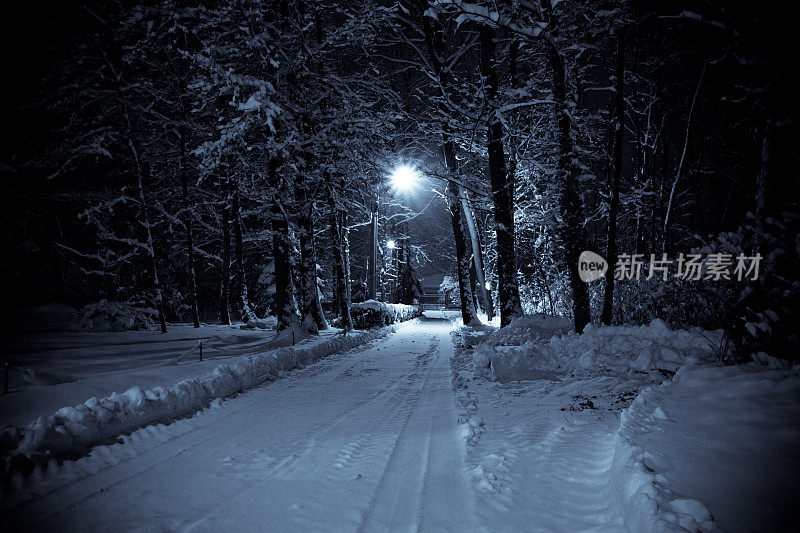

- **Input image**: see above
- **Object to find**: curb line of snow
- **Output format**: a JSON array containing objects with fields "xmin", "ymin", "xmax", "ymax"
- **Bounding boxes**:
[
  {"xmin": 1, "ymin": 326, "xmax": 392, "ymax": 480},
  {"xmin": 610, "ymin": 372, "xmax": 714, "ymax": 533}
]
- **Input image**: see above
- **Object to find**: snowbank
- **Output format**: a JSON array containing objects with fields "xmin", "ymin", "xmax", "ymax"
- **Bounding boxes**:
[
  {"xmin": 68, "ymin": 300, "xmax": 158, "ymax": 332},
  {"xmin": 475, "ymin": 317, "xmax": 718, "ymax": 382},
  {"xmin": 463, "ymin": 314, "xmax": 798, "ymax": 530},
  {"xmin": 349, "ymin": 300, "xmax": 421, "ymax": 329},
  {"xmin": 0, "ymin": 326, "xmax": 391, "ymax": 480},
  {"xmin": 610, "ymin": 363, "xmax": 800, "ymax": 531},
  {"xmin": 611, "ymin": 395, "xmax": 714, "ymax": 532},
  {"xmin": 480, "ymin": 313, "xmax": 573, "ymax": 347}
]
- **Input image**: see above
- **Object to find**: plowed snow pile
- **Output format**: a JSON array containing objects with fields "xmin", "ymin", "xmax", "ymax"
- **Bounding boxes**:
[
  {"xmin": 460, "ymin": 315, "xmax": 800, "ymax": 531},
  {"xmin": 474, "ymin": 316, "xmax": 716, "ymax": 382},
  {"xmin": 0, "ymin": 326, "xmax": 391, "ymax": 484}
]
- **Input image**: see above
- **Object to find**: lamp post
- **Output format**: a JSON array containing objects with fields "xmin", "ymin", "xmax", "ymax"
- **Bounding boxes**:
[
  {"xmin": 386, "ymin": 239, "xmax": 396, "ymax": 301},
  {"xmin": 368, "ymin": 199, "xmax": 378, "ymax": 300}
]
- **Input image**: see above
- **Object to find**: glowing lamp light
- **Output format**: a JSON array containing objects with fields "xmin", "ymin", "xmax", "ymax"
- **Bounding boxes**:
[
  {"xmin": 386, "ymin": 240, "xmax": 396, "ymax": 249},
  {"xmin": 485, "ymin": 281, "xmax": 492, "ymax": 290},
  {"xmin": 389, "ymin": 164, "xmax": 420, "ymax": 192}
]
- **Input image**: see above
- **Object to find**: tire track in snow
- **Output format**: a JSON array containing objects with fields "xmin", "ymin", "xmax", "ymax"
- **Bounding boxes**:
[
  {"xmin": 359, "ymin": 327, "xmax": 477, "ymax": 532},
  {"xmin": 8, "ymin": 332, "xmax": 406, "ymax": 528},
  {"xmin": 186, "ymin": 333, "xmax": 440, "ymax": 531},
  {"xmin": 451, "ymin": 329, "xmax": 628, "ymax": 532},
  {"xmin": 12, "ymin": 319, "xmax": 475, "ymax": 532}
]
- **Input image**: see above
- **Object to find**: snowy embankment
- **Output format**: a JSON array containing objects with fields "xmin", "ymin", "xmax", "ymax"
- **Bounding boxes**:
[
  {"xmin": 1, "ymin": 326, "xmax": 392, "ymax": 480},
  {"xmin": 475, "ymin": 316, "xmax": 715, "ymax": 382},
  {"xmin": 614, "ymin": 364, "xmax": 800, "ymax": 532},
  {"xmin": 458, "ymin": 315, "xmax": 800, "ymax": 531},
  {"xmin": 1, "ymin": 323, "xmax": 291, "ymax": 427}
]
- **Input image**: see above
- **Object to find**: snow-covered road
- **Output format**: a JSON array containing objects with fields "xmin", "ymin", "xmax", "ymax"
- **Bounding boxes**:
[
  {"xmin": 11, "ymin": 316, "xmax": 480, "ymax": 531},
  {"xmin": 13, "ymin": 314, "xmax": 792, "ymax": 532}
]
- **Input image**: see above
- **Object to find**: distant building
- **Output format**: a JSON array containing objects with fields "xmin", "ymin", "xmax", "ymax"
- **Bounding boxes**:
[{"xmin": 419, "ymin": 273, "xmax": 456, "ymax": 309}]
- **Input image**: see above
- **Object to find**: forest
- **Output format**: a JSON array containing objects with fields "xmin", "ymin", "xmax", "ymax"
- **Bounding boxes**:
[
  {"xmin": 2, "ymin": 2, "xmax": 800, "ymax": 530},
  {"xmin": 2, "ymin": 0, "xmax": 797, "ymax": 360}
]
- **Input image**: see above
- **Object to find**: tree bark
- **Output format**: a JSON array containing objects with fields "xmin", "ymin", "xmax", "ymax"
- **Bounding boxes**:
[
  {"xmin": 461, "ymin": 194, "xmax": 494, "ymax": 320},
  {"xmin": 602, "ymin": 30, "xmax": 625, "ymax": 326},
  {"xmin": 329, "ymin": 200, "xmax": 353, "ymax": 329},
  {"xmin": 481, "ymin": 25, "xmax": 523, "ymax": 327},
  {"xmin": 444, "ymin": 143, "xmax": 477, "ymax": 325},
  {"xmin": 469, "ymin": 255, "xmax": 480, "ymax": 312},
  {"xmin": 137, "ymin": 163, "xmax": 167, "ymax": 334},
  {"xmin": 179, "ymin": 130, "xmax": 200, "ymax": 329},
  {"xmin": 342, "ymin": 211, "xmax": 353, "ymax": 310},
  {"xmin": 367, "ymin": 207, "xmax": 378, "ymax": 300},
  {"xmin": 546, "ymin": 41, "xmax": 590, "ymax": 333},
  {"xmin": 231, "ymin": 181, "xmax": 256, "ymax": 323},
  {"xmin": 178, "ymin": 50, "xmax": 200, "ymax": 329},
  {"xmin": 220, "ymin": 182, "xmax": 232, "ymax": 326},
  {"xmin": 754, "ymin": 122, "xmax": 772, "ymax": 249},
  {"xmin": 269, "ymin": 161, "xmax": 298, "ymax": 331},
  {"xmin": 111, "ymin": 60, "xmax": 168, "ymax": 333},
  {"xmin": 663, "ymin": 62, "xmax": 705, "ymax": 253},
  {"xmin": 296, "ymin": 181, "xmax": 327, "ymax": 332},
  {"xmin": 415, "ymin": 4, "xmax": 476, "ymax": 324}
]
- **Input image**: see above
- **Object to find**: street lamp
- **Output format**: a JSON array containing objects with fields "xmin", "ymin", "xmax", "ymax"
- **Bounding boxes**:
[
  {"xmin": 389, "ymin": 164, "xmax": 421, "ymax": 193},
  {"xmin": 386, "ymin": 239, "xmax": 396, "ymax": 249}
]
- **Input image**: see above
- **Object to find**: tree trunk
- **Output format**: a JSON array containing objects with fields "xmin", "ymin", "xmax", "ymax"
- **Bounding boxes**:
[
  {"xmin": 232, "ymin": 180, "xmax": 256, "ymax": 323},
  {"xmin": 754, "ymin": 122, "xmax": 772, "ymax": 249},
  {"xmin": 328, "ymin": 201, "xmax": 340, "ymax": 318},
  {"xmin": 269, "ymin": 162, "xmax": 298, "ymax": 331},
  {"xmin": 220, "ymin": 184, "xmax": 232, "ymax": 326},
  {"xmin": 469, "ymin": 256, "xmax": 480, "ymax": 313},
  {"xmin": 444, "ymin": 143, "xmax": 477, "ymax": 325},
  {"xmin": 329, "ymin": 201, "xmax": 353, "ymax": 329},
  {"xmin": 178, "ymin": 68, "xmax": 199, "ymax": 328},
  {"xmin": 326, "ymin": 175, "xmax": 352, "ymax": 329},
  {"xmin": 343, "ymin": 212, "xmax": 353, "ymax": 309},
  {"xmin": 602, "ymin": 30, "xmax": 625, "ymax": 326},
  {"xmin": 663, "ymin": 62, "xmax": 705, "ymax": 253},
  {"xmin": 461, "ymin": 195, "xmax": 494, "ymax": 320},
  {"xmin": 272, "ymin": 214, "xmax": 297, "ymax": 331},
  {"xmin": 297, "ymin": 182, "xmax": 328, "ymax": 332},
  {"xmin": 546, "ymin": 41, "xmax": 590, "ymax": 333},
  {"xmin": 480, "ymin": 25, "xmax": 523, "ymax": 327},
  {"xmin": 416, "ymin": 5, "xmax": 475, "ymax": 323},
  {"xmin": 137, "ymin": 163, "xmax": 167, "ymax": 334},
  {"xmin": 179, "ymin": 135, "xmax": 199, "ymax": 328},
  {"xmin": 114, "ymin": 69, "xmax": 167, "ymax": 333}
]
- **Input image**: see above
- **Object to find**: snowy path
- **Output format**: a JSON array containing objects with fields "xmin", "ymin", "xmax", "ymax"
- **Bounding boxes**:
[{"xmin": 10, "ymin": 317, "xmax": 478, "ymax": 532}]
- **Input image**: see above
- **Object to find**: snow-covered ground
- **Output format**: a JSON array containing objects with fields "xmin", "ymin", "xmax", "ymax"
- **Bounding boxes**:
[
  {"xmin": 453, "ymin": 316, "xmax": 800, "ymax": 532},
  {"xmin": 0, "ymin": 321, "xmax": 340, "ymax": 427},
  {"xmin": 3, "ymin": 312, "xmax": 798, "ymax": 531},
  {"xmin": 6, "ymin": 314, "xmax": 477, "ymax": 531}
]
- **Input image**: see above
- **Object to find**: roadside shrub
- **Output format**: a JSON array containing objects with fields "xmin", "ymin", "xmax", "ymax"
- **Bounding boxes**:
[
  {"xmin": 68, "ymin": 300, "xmax": 158, "ymax": 332},
  {"xmin": 349, "ymin": 300, "xmax": 421, "ymax": 329}
]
